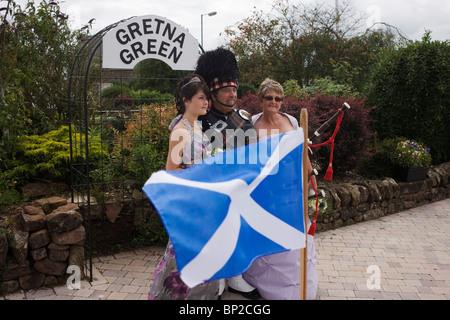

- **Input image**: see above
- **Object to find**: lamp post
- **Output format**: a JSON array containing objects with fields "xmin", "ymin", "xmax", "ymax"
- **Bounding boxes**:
[{"xmin": 201, "ymin": 11, "xmax": 217, "ymax": 48}]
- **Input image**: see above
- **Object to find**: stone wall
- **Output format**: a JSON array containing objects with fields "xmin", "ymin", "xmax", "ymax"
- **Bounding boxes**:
[
  {"xmin": 314, "ymin": 163, "xmax": 450, "ymax": 232},
  {"xmin": 77, "ymin": 187, "xmax": 160, "ymax": 248},
  {"xmin": 0, "ymin": 197, "xmax": 85, "ymax": 294}
]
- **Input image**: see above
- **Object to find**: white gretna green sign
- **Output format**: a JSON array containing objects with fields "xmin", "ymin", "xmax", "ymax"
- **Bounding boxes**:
[{"xmin": 102, "ymin": 15, "xmax": 200, "ymax": 70}]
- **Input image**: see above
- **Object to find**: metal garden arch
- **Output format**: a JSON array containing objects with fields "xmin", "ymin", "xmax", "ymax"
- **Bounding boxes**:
[{"xmin": 67, "ymin": 15, "xmax": 203, "ymax": 280}]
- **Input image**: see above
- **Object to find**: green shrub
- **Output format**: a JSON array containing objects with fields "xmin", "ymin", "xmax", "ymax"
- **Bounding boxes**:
[
  {"xmin": 283, "ymin": 77, "xmax": 358, "ymax": 100},
  {"xmin": 101, "ymin": 85, "xmax": 132, "ymax": 102},
  {"xmin": 101, "ymin": 85, "xmax": 174, "ymax": 108},
  {"xmin": 0, "ymin": 179, "xmax": 26, "ymax": 214},
  {"xmin": 238, "ymin": 83, "xmax": 257, "ymax": 97},
  {"xmin": 94, "ymin": 103, "xmax": 176, "ymax": 185},
  {"xmin": 132, "ymin": 217, "xmax": 168, "ymax": 246},
  {"xmin": 1, "ymin": 125, "xmax": 108, "ymax": 185},
  {"xmin": 129, "ymin": 89, "xmax": 173, "ymax": 106},
  {"xmin": 367, "ymin": 33, "xmax": 450, "ymax": 164},
  {"xmin": 357, "ymin": 137, "xmax": 405, "ymax": 179},
  {"xmin": 128, "ymin": 143, "xmax": 167, "ymax": 184}
]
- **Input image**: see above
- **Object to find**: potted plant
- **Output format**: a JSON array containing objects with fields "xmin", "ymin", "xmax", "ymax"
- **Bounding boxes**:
[{"xmin": 390, "ymin": 140, "xmax": 432, "ymax": 182}]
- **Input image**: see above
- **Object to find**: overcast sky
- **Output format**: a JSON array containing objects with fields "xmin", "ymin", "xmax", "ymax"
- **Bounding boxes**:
[{"xmin": 12, "ymin": 0, "xmax": 450, "ymax": 50}]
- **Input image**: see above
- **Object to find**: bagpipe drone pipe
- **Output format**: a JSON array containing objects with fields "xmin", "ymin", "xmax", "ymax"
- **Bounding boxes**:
[{"xmin": 307, "ymin": 102, "xmax": 351, "ymax": 236}]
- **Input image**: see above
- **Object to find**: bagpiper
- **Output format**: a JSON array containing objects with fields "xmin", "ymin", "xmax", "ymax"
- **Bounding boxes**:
[
  {"xmin": 194, "ymin": 47, "xmax": 260, "ymax": 300},
  {"xmin": 195, "ymin": 48, "xmax": 255, "ymax": 153}
]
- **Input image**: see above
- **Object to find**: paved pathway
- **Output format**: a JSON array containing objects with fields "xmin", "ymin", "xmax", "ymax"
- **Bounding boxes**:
[
  {"xmin": 2, "ymin": 198, "xmax": 449, "ymax": 300},
  {"xmin": 315, "ymin": 198, "xmax": 450, "ymax": 300}
]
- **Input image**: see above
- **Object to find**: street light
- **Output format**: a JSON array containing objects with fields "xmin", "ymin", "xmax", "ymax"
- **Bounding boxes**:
[{"xmin": 201, "ymin": 11, "xmax": 217, "ymax": 48}]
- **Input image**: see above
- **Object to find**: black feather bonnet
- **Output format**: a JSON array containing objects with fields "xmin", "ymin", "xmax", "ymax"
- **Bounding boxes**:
[{"xmin": 195, "ymin": 48, "xmax": 240, "ymax": 92}]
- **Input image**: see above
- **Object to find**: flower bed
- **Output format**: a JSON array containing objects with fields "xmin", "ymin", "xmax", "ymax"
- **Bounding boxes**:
[{"xmin": 390, "ymin": 140, "xmax": 431, "ymax": 168}]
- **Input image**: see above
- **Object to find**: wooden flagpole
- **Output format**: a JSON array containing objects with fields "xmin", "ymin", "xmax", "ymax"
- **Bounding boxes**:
[{"xmin": 300, "ymin": 108, "xmax": 308, "ymax": 300}]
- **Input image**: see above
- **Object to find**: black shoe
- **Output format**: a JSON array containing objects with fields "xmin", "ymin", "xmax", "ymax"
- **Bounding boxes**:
[{"xmin": 228, "ymin": 287, "xmax": 261, "ymax": 300}]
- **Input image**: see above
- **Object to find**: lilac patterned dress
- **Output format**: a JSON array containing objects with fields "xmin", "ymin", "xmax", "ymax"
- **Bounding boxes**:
[
  {"xmin": 177, "ymin": 117, "xmax": 211, "ymax": 168},
  {"xmin": 148, "ymin": 116, "xmax": 219, "ymax": 300}
]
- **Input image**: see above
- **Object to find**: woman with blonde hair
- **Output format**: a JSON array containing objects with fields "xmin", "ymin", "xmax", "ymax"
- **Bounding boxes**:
[
  {"xmin": 252, "ymin": 78, "xmax": 299, "ymax": 138},
  {"xmin": 243, "ymin": 78, "xmax": 319, "ymax": 300}
]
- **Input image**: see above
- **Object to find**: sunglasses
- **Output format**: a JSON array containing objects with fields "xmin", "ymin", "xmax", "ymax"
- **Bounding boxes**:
[{"xmin": 263, "ymin": 96, "xmax": 283, "ymax": 102}]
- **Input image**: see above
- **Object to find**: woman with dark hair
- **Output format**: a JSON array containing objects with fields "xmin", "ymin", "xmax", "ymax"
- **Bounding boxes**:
[
  {"xmin": 148, "ymin": 74, "xmax": 220, "ymax": 300},
  {"xmin": 166, "ymin": 74, "xmax": 212, "ymax": 170}
]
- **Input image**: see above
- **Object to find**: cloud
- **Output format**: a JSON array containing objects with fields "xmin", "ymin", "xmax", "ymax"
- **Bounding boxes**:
[
  {"xmin": 12, "ymin": 0, "xmax": 450, "ymax": 46},
  {"xmin": 354, "ymin": 0, "xmax": 450, "ymax": 40},
  {"xmin": 61, "ymin": 0, "xmax": 274, "ymax": 49}
]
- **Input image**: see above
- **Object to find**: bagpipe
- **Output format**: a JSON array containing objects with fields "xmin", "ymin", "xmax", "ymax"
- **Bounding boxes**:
[{"xmin": 306, "ymin": 102, "xmax": 351, "ymax": 236}]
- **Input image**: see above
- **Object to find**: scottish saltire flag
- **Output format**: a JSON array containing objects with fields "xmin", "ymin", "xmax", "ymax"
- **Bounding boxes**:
[{"xmin": 142, "ymin": 129, "xmax": 306, "ymax": 288}]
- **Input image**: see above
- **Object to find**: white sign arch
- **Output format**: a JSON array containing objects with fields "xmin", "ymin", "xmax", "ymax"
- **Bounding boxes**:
[{"xmin": 102, "ymin": 15, "xmax": 200, "ymax": 70}]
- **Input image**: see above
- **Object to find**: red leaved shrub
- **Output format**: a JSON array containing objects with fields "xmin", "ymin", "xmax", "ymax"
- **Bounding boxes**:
[{"xmin": 237, "ymin": 92, "xmax": 374, "ymax": 175}]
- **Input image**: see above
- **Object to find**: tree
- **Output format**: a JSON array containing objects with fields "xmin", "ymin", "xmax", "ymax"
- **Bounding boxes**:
[
  {"xmin": 0, "ymin": 0, "xmax": 92, "ymax": 146},
  {"xmin": 131, "ymin": 59, "xmax": 187, "ymax": 94},
  {"xmin": 224, "ymin": 0, "xmax": 400, "ymax": 91},
  {"xmin": 0, "ymin": 0, "xmax": 92, "ymax": 205},
  {"xmin": 367, "ymin": 32, "xmax": 450, "ymax": 164}
]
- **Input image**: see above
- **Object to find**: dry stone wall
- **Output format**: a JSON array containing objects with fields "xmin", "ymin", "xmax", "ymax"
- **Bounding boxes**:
[
  {"xmin": 314, "ymin": 163, "xmax": 450, "ymax": 232},
  {"xmin": 1, "ymin": 197, "xmax": 85, "ymax": 293}
]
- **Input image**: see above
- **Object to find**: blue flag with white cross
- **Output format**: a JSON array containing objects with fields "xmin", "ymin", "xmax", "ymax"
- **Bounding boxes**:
[{"xmin": 142, "ymin": 129, "xmax": 306, "ymax": 288}]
